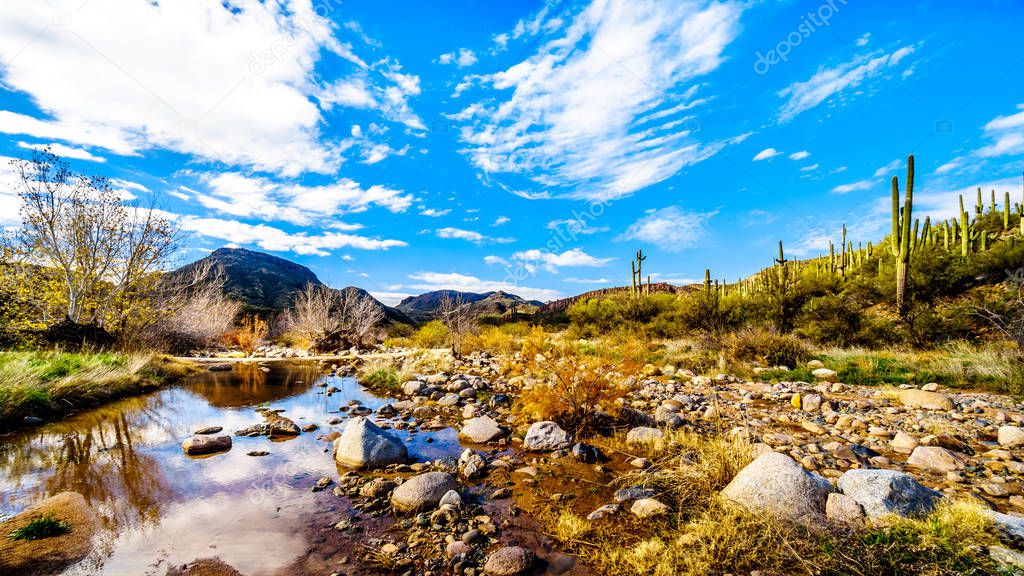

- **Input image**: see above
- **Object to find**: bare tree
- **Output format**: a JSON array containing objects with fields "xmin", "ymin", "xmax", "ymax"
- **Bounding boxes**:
[
  {"xmin": 11, "ymin": 148, "xmax": 178, "ymax": 329},
  {"xmin": 281, "ymin": 284, "xmax": 383, "ymax": 351},
  {"xmin": 147, "ymin": 260, "xmax": 242, "ymax": 350},
  {"xmin": 974, "ymin": 271, "xmax": 1024, "ymax": 356},
  {"xmin": 438, "ymin": 292, "xmax": 471, "ymax": 358},
  {"xmin": 282, "ymin": 283, "xmax": 343, "ymax": 348}
]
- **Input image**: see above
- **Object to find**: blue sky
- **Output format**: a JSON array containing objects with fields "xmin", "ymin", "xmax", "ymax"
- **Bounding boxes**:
[{"xmin": 1, "ymin": 0, "xmax": 1022, "ymax": 304}]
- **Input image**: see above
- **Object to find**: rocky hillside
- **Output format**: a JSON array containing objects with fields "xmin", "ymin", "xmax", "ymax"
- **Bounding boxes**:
[
  {"xmin": 170, "ymin": 247, "xmax": 410, "ymax": 323},
  {"xmin": 396, "ymin": 290, "xmax": 542, "ymax": 323},
  {"xmin": 534, "ymin": 282, "xmax": 686, "ymax": 317}
]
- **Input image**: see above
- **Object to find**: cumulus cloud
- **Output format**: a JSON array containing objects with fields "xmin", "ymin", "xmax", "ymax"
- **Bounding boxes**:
[
  {"xmin": 420, "ymin": 208, "xmax": 451, "ymax": 217},
  {"xmin": 180, "ymin": 216, "xmax": 406, "ymax": 256},
  {"xmin": 438, "ymin": 48, "xmax": 478, "ymax": 67},
  {"xmin": 618, "ymin": 206, "xmax": 714, "ymax": 251},
  {"xmin": 510, "ymin": 248, "xmax": 613, "ymax": 273},
  {"xmin": 453, "ymin": 0, "xmax": 746, "ymax": 201},
  {"xmin": 192, "ymin": 172, "xmax": 413, "ymax": 225},
  {"xmin": 777, "ymin": 44, "xmax": 917, "ymax": 123},
  {"xmin": 789, "ymin": 150, "xmax": 810, "ymax": 160},
  {"xmin": 0, "ymin": 0, "xmax": 421, "ymax": 175}
]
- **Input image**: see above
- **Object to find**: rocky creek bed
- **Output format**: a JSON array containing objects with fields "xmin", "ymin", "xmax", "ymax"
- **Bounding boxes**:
[{"xmin": 5, "ymin": 352, "xmax": 1024, "ymax": 575}]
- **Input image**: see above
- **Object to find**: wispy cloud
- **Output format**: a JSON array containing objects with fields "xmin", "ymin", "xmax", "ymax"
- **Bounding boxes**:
[
  {"xmin": 777, "ymin": 44, "xmax": 917, "ymax": 123},
  {"xmin": 453, "ymin": 0, "xmax": 746, "ymax": 201},
  {"xmin": 753, "ymin": 147, "xmax": 781, "ymax": 161},
  {"xmin": 438, "ymin": 48, "xmax": 478, "ymax": 67},
  {"xmin": 977, "ymin": 103, "xmax": 1024, "ymax": 157},
  {"xmin": 831, "ymin": 179, "xmax": 874, "ymax": 194},
  {"xmin": 789, "ymin": 150, "xmax": 810, "ymax": 160},
  {"xmin": 436, "ymin": 226, "xmax": 514, "ymax": 245}
]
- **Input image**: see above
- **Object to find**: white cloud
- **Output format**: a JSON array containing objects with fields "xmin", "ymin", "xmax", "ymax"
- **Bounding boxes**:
[
  {"xmin": 420, "ymin": 208, "xmax": 451, "ymax": 217},
  {"xmin": 618, "ymin": 206, "xmax": 714, "ymax": 251},
  {"xmin": 492, "ymin": 216, "xmax": 510, "ymax": 226},
  {"xmin": 484, "ymin": 255, "xmax": 510, "ymax": 266},
  {"xmin": 438, "ymin": 48, "xmax": 478, "ymax": 67},
  {"xmin": 934, "ymin": 159, "xmax": 962, "ymax": 174},
  {"xmin": 753, "ymin": 147, "xmax": 781, "ymax": 161},
  {"xmin": 193, "ymin": 172, "xmax": 413, "ymax": 225},
  {"xmin": 978, "ymin": 103, "xmax": 1024, "ymax": 157},
  {"xmin": 564, "ymin": 277, "xmax": 610, "ymax": 284},
  {"xmin": 831, "ymin": 179, "xmax": 874, "ymax": 194},
  {"xmin": 406, "ymin": 271, "xmax": 561, "ymax": 301},
  {"xmin": 855, "ymin": 33, "xmax": 871, "ymax": 47},
  {"xmin": 777, "ymin": 44, "xmax": 917, "ymax": 123},
  {"xmin": 370, "ymin": 291, "xmax": 415, "ymax": 306},
  {"xmin": 16, "ymin": 141, "xmax": 106, "ymax": 162},
  {"xmin": 454, "ymin": 0, "xmax": 745, "ymax": 200},
  {"xmin": 180, "ymin": 216, "xmax": 406, "ymax": 256},
  {"xmin": 436, "ymin": 227, "xmax": 514, "ymax": 245},
  {"xmin": 799, "ymin": 163, "xmax": 820, "ymax": 172},
  {"xmin": 0, "ymin": 0, "xmax": 421, "ymax": 175},
  {"xmin": 873, "ymin": 159, "xmax": 902, "ymax": 177},
  {"xmin": 511, "ymin": 248, "xmax": 613, "ymax": 273},
  {"xmin": 789, "ymin": 150, "xmax": 810, "ymax": 160}
]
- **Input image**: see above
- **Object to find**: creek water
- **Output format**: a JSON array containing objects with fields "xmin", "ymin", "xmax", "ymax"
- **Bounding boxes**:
[{"xmin": 0, "ymin": 361, "xmax": 466, "ymax": 575}]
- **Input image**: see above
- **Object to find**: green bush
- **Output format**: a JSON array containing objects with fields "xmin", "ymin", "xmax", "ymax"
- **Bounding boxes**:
[{"xmin": 411, "ymin": 320, "xmax": 449, "ymax": 349}]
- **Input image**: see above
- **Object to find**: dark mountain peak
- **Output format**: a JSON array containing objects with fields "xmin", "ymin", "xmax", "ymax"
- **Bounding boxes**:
[{"xmin": 396, "ymin": 289, "xmax": 543, "ymax": 322}]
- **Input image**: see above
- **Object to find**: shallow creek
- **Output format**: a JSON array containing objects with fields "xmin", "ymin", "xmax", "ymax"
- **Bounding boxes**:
[{"xmin": 0, "ymin": 361, "xmax": 469, "ymax": 575}]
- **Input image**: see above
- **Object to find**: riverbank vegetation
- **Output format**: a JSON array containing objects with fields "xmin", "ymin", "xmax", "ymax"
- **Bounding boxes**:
[{"xmin": 0, "ymin": 350, "xmax": 195, "ymax": 426}]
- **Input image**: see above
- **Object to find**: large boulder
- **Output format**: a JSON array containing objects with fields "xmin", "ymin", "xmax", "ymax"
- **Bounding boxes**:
[
  {"xmin": 837, "ymin": 469, "xmax": 940, "ymax": 519},
  {"xmin": 897, "ymin": 389, "xmax": 953, "ymax": 411},
  {"xmin": 333, "ymin": 417, "xmax": 408, "ymax": 469},
  {"xmin": 907, "ymin": 446, "xmax": 966, "ymax": 472},
  {"xmin": 0, "ymin": 492, "xmax": 98, "ymax": 575},
  {"xmin": 391, "ymin": 472, "xmax": 458, "ymax": 512},
  {"xmin": 626, "ymin": 426, "xmax": 664, "ymax": 445},
  {"xmin": 720, "ymin": 452, "xmax": 833, "ymax": 523},
  {"xmin": 522, "ymin": 421, "xmax": 572, "ymax": 451},
  {"xmin": 999, "ymin": 426, "xmax": 1024, "ymax": 449},
  {"xmin": 182, "ymin": 435, "xmax": 232, "ymax": 455},
  {"xmin": 459, "ymin": 415, "xmax": 506, "ymax": 444},
  {"xmin": 483, "ymin": 546, "xmax": 536, "ymax": 576}
]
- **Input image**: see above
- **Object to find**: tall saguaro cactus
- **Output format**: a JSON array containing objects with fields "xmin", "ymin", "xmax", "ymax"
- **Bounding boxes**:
[{"xmin": 890, "ymin": 155, "xmax": 915, "ymax": 317}]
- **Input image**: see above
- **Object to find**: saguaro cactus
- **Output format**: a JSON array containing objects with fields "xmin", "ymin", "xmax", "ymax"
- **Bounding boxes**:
[
  {"xmin": 1005, "ymin": 191, "xmax": 1011, "ymax": 230},
  {"xmin": 890, "ymin": 155, "xmax": 915, "ymax": 317}
]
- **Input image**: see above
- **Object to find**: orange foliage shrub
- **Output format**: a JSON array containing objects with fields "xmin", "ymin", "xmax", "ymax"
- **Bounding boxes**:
[
  {"xmin": 514, "ymin": 335, "xmax": 627, "ymax": 433},
  {"xmin": 221, "ymin": 314, "xmax": 268, "ymax": 354}
]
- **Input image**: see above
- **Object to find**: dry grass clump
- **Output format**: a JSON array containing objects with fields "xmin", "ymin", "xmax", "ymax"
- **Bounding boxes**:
[
  {"xmin": 0, "ymin": 350, "xmax": 194, "ymax": 425},
  {"xmin": 546, "ymin": 430, "xmax": 1002, "ymax": 576}
]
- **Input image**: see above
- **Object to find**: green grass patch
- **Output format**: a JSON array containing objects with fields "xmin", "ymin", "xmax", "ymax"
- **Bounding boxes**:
[
  {"xmin": 0, "ymin": 350, "xmax": 195, "ymax": 427},
  {"xmin": 8, "ymin": 514, "xmax": 71, "ymax": 541},
  {"xmin": 361, "ymin": 367, "xmax": 402, "ymax": 394}
]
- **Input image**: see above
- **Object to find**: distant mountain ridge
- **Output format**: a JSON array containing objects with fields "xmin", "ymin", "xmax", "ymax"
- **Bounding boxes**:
[
  {"xmin": 396, "ymin": 290, "xmax": 543, "ymax": 323},
  {"xmin": 170, "ymin": 247, "xmax": 411, "ymax": 324}
]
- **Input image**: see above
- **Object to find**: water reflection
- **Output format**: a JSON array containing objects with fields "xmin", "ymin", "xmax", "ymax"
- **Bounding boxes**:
[{"xmin": 0, "ymin": 361, "xmax": 464, "ymax": 576}]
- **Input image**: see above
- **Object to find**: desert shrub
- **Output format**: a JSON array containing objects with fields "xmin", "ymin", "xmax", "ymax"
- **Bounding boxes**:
[
  {"xmin": 568, "ymin": 297, "xmax": 621, "ymax": 338},
  {"xmin": 410, "ymin": 320, "xmax": 449, "ymax": 349},
  {"xmin": 222, "ymin": 314, "xmax": 267, "ymax": 354},
  {"xmin": 727, "ymin": 327, "xmax": 809, "ymax": 367},
  {"xmin": 514, "ymin": 338, "xmax": 627, "ymax": 433},
  {"xmin": 794, "ymin": 294, "xmax": 866, "ymax": 347}
]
